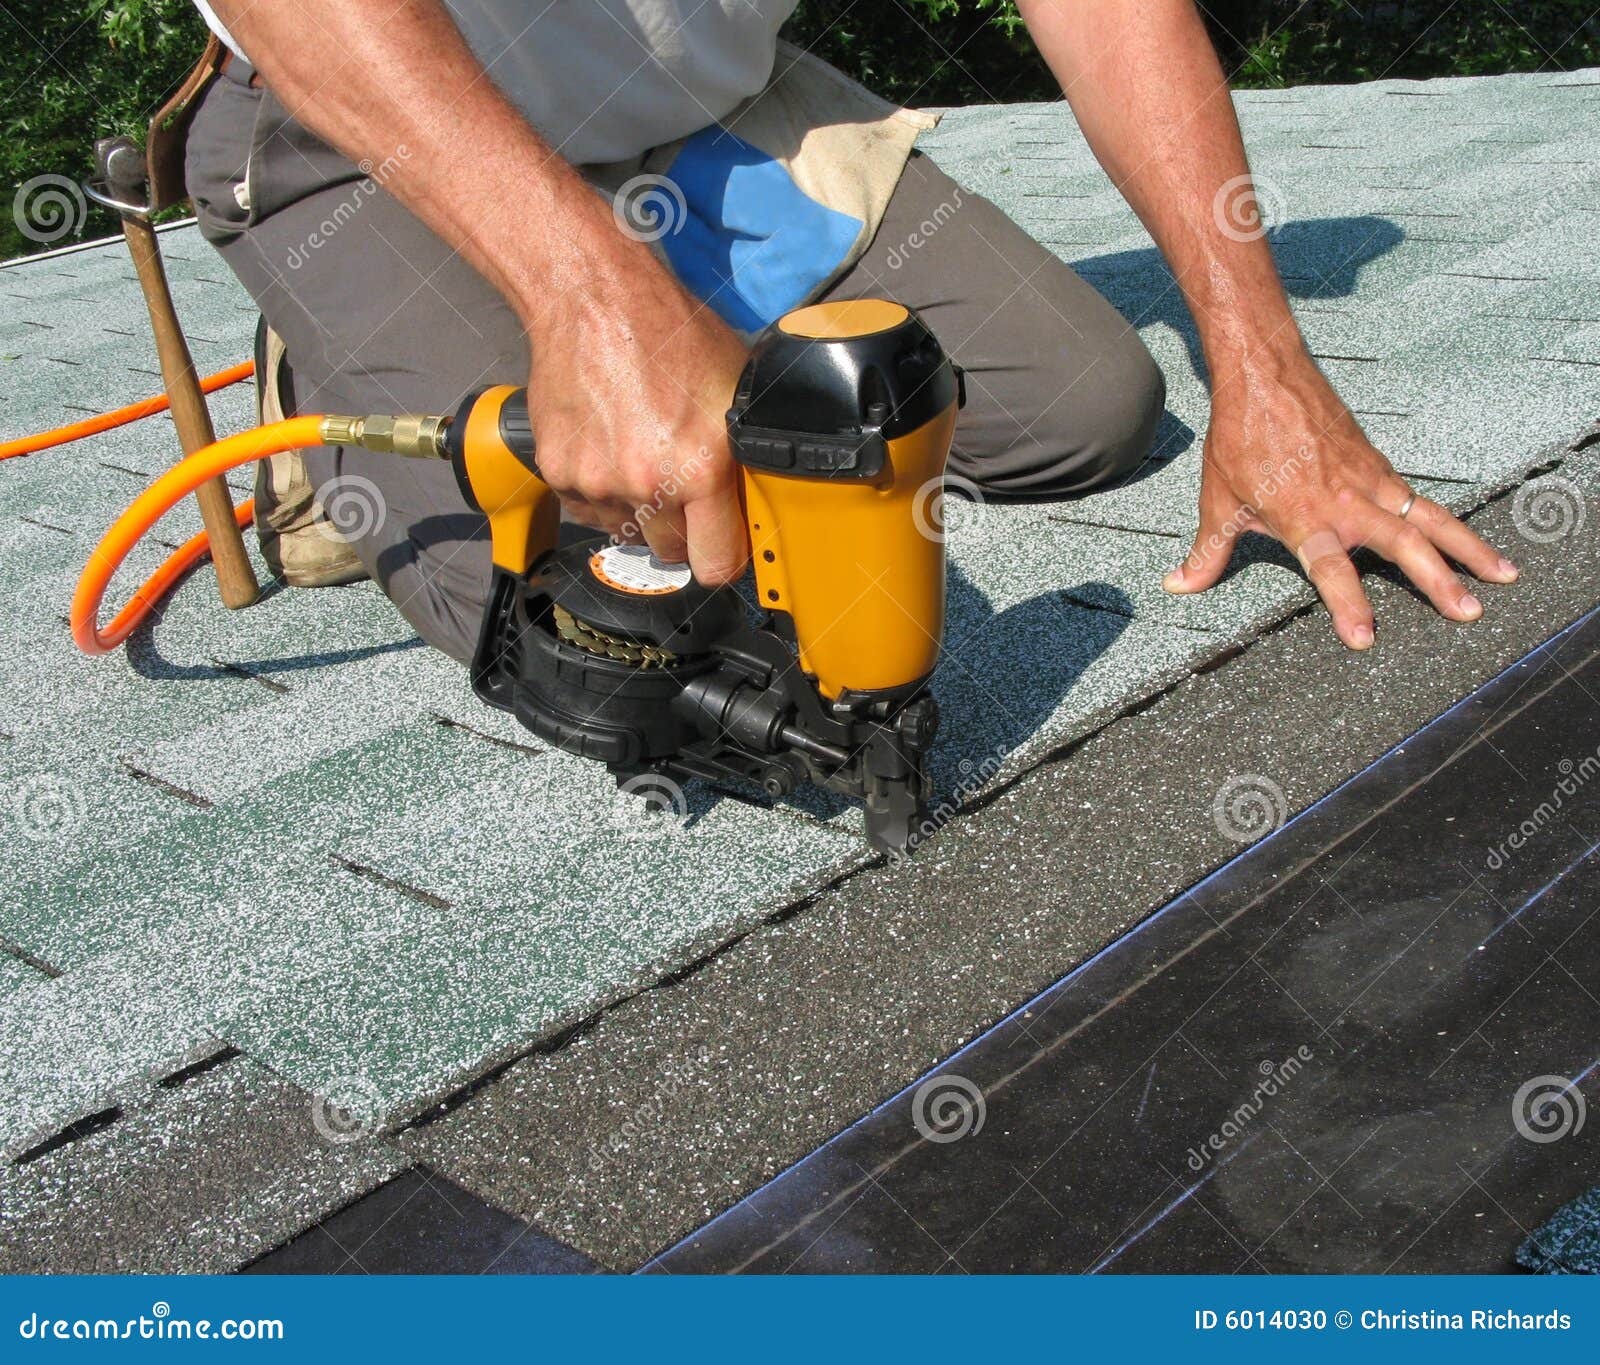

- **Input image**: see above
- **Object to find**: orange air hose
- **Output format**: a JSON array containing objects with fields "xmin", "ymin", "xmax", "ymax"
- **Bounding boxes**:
[
  {"xmin": 71, "ymin": 416, "xmax": 326, "ymax": 655},
  {"xmin": 0, "ymin": 360, "xmax": 255, "ymax": 462}
]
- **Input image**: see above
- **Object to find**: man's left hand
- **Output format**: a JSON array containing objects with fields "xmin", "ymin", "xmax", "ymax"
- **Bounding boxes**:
[{"xmin": 1163, "ymin": 357, "xmax": 1521, "ymax": 650}]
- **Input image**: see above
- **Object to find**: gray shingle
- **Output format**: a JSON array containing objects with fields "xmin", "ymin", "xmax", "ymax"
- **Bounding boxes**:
[{"xmin": 0, "ymin": 1054, "xmax": 403, "ymax": 1273}]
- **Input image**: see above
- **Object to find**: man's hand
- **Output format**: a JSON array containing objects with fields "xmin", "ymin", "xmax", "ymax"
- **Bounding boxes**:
[
  {"xmin": 1163, "ymin": 357, "xmax": 1519, "ymax": 649},
  {"xmin": 1018, "ymin": 0, "xmax": 1523, "ymax": 646},
  {"xmin": 525, "ymin": 248, "xmax": 750, "ymax": 585}
]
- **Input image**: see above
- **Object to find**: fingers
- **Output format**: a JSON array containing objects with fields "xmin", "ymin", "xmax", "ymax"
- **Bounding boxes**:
[
  {"xmin": 553, "ymin": 467, "xmax": 740, "ymax": 581},
  {"xmin": 682, "ymin": 481, "xmax": 750, "ymax": 587},
  {"xmin": 556, "ymin": 494, "xmax": 607, "ymax": 533},
  {"xmin": 1355, "ymin": 504, "xmax": 1484, "ymax": 623},
  {"xmin": 1164, "ymin": 492, "xmax": 1247, "ymax": 595},
  {"xmin": 536, "ymin": 415, "xmax": 740, "ymax": 574},
  {"xmin": 558, "ymin": 493, "xmax": 630, "ymax": 541},
  {"xmin": 1378, "ymin": 480, "xmax": 1519, "ymax": 585},
  {"xmin": 636, "ymin": 505, "xmax": 690, "ymax": 564},
  {"xmin": 549, "ymin": 450, "xmax": 655, "ymax": 546},
  {"xmin": 1295, "ymin": 527, "xmax": 1375, "ymax": 650}
]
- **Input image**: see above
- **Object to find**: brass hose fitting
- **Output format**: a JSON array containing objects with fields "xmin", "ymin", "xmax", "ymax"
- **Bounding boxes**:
[{"xmin": 319, "ymin": 413, "xmax": 450, "ymax": 459}]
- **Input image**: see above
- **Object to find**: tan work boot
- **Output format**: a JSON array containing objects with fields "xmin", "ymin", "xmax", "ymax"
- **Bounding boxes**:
[{"xmin": 254, "ymin": 321, "xmax": 369, "ymax": 587}]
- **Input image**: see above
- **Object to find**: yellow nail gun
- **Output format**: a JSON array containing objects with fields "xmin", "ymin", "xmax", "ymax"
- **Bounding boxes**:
[{"xmin": 340, "ymin": 299, "xmax": 964, "ymax": 852}]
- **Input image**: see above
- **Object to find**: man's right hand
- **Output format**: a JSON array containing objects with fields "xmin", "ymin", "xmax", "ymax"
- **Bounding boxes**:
[{"xmin": 522, "ymin": 243, "xmax": 752, "ymax": 586}]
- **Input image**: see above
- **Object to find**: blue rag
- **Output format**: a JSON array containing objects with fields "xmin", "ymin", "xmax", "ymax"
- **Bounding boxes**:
[{"xmin": 657, "ymin": 126, "xmax": 863, "ymax": 334}]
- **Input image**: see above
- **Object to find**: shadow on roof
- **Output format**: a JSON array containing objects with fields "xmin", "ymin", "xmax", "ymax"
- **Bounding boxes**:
[{"xmin": 1074, "ymin": 215, "xmax": 1407, "ymax": 384}]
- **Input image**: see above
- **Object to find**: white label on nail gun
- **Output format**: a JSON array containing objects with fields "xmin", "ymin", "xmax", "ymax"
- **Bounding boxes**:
[{"xmin": 589, "ymin": 543, "xmax": 692, "ymax": 596}]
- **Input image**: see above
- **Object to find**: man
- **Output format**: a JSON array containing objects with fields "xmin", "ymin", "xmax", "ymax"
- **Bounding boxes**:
[{"xmin": 186, "ymin": 0, "xmax": 1517, "ymax": 665}]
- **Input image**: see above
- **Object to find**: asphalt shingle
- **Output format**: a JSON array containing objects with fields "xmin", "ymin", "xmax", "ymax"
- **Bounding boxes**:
[
  {"xmin": 0, "ymin": 1053, "xmax": 403, "ymax": 1274},
  {"xmin": 0, "ymin": 953, "xmax": 45, "ymax": 1002}
]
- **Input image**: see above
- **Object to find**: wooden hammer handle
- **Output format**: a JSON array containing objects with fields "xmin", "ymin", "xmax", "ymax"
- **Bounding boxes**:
[{"xmin": 122, "ymin": 217, "xmax": 259, "ymax": 609}]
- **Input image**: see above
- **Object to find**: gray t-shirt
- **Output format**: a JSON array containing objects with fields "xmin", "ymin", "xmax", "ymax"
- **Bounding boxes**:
[{"xmin": 192, "ymin": 0, "xmax": 800, "ymax": 165}]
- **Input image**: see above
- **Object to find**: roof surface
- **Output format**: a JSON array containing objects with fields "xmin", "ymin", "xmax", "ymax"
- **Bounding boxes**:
[{"xmin": 1, "ymin": 69, "xmax": 1597, "ymax": 1270}]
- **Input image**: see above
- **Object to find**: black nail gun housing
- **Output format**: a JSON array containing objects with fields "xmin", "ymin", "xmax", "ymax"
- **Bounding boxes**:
[
  {"xmin": 459, "ymin": 299, "xmax": 961, "ymax": 853},
  {"xmin": 467, "ymin": 540, "xmax": 938, "ymax": 853}
]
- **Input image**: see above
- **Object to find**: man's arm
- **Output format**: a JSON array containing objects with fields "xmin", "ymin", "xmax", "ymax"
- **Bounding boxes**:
[
  {"xmin": 1017, "ymin": 0, "xmax": 1518, "ymax": 649},
  {"xmin": 208, "ymin": 0, "xmax": 750, "ymax": 584}
]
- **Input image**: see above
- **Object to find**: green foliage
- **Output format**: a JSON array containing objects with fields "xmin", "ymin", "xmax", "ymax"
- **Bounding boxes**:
[
  {"xmin": 1219, "ymin": 2, "xmax": 1600, "ymax": 85},
  {"xmin": 2, "ymin": 2, "xmax": 1597, "ymax": 260},
  {"xmin": 1, "ymin": 1, "xmax": 207, "ymax": 260},
  {"xmin": 786, "ymin": 0, "xmax": 1600, "ymax": 103},
  {"xmin": 783, "ymin": 0, "xmax": 1053, "ymax": 106}
]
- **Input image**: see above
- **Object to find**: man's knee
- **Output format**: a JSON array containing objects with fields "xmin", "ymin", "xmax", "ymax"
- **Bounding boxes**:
[
  {"xmin": 1063, "ymin": 336, "xmax": 1167, "ymax": 491},
  {"xmin": 952, "ymin": 334, "xmax": 1166, "ymax": 498}
]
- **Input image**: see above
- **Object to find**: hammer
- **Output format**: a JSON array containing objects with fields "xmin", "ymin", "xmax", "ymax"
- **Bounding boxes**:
[{"xmin": 87, "ymin": 135, "xmax": 258, "ymax": 609}]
